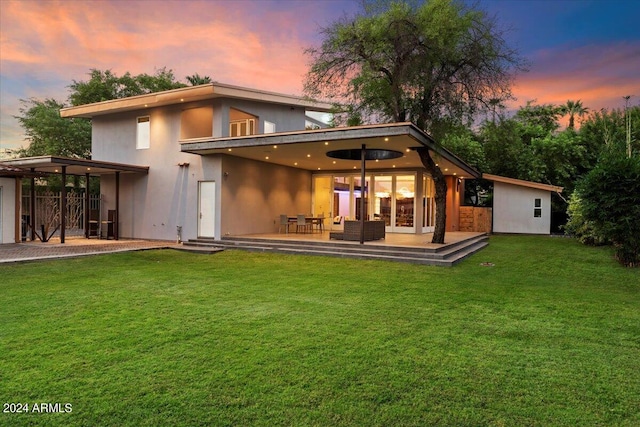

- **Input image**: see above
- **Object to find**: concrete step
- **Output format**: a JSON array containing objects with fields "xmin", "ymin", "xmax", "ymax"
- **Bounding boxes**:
[{"xmin": 183, "ymin": 234, "xmax": 488, "ymax": 266}]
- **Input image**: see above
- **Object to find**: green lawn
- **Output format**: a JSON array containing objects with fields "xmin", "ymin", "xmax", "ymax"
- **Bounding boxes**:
[{"xmin": 1, "ymin": 236, "xmax": 638, "ymax": 426}]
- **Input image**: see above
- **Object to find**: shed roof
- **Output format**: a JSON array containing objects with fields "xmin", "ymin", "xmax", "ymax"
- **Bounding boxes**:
[{"xmin": 483, "ymin": 173, "xmax": 563, "ymax": 193}]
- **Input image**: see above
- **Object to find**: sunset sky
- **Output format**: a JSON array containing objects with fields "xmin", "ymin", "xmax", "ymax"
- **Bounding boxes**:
[{"xmin": 1, "ymin": 0, "xmax": 639, "ymax": 153}]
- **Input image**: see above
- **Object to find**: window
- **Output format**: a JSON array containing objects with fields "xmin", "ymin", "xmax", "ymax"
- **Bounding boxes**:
[
  {"xmin": 136, "ymin": 116, "xmax": 150, "ymax": 149},
  {"xmin": 264, "ymin": 121, "xmax": 276, "ymax": 134},
  {"xmin": 229, "ymin": 108, "xmax": 257, "ymax": 137},
  {"xmin": 534, "ymin": 198, "xmax": 542, "ymax": 217},
  {"xmin": 229, "ymin": 119, "xmax": 255, "ymax": 137}
]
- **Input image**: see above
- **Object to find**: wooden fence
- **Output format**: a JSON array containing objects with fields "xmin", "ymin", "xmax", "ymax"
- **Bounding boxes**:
[{"xmin": 459, "ymin": 206, "xmax": 492, "ymax": 233}]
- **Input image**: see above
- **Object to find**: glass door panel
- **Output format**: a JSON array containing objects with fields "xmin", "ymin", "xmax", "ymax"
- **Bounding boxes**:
[
  {"xmin": 422, "ymin": 176, "xmax": 435, "ymax": 232},
  {"xmin": 373, "ymin": 176, "xmax": 392, "ymax": 226},
  {"xmin": 352, "ymin": 176, "xmax": 370, "ymax": 220},
  {"xmin": 395, "ymin": 175, "xmax": 415, "ymax": 230},
  {"xmin": 332, "ymin": 176, "xmax": 350, "ymax": 229}
]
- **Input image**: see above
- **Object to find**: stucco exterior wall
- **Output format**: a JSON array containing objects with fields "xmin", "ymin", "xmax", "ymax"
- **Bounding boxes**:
[
  {"xmin": 220, "ymin": 155, "xmax": 312, "ymax": 236},
  {"xmin": 0, "ymin": 177, "xmax": 17, "ymax": 244},
  {"xmin": 492, "ymin": 182, "xmax": 551, "ymax": 234},
  {"xmin": 91, "ymin": 97, "xmax": 311, "ymax": 241}
]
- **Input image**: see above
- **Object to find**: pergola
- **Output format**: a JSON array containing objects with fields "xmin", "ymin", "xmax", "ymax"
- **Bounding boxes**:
[{"xmin": 0, "ymin": 156, "xmax": 148, "ymax": 243}]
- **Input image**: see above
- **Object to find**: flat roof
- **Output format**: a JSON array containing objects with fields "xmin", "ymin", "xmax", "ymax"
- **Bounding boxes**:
[
  {"xmin": 60, "ymin": 82, "xmax": 334, "ymax": 118},
  {"xmin": 0, "ymin": 165, "xmax": 46, "ymax": 178},
  {"xmin": 483, "ymin": 173, "xmax": 563, "ymax": 193},
  {"xmin": 181, "ymin": 122, "xmax": 481, "ymax": 178},
  {"xmin": 0, "ymin": 156, "xmax": 149, "ymax": 176}
]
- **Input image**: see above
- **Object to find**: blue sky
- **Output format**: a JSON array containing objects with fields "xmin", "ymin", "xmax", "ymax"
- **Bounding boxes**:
[{"xmin": 1, "ymin": 0, "xmax": 639, "ymax": 154}]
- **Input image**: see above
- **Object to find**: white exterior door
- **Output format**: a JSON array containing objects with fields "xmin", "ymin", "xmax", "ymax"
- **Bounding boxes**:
[{"xmin": 198, "ymin": 181, "xmax": 216, "ymax": 238}]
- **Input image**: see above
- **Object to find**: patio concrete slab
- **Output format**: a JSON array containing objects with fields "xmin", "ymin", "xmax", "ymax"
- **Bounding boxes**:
[{"xmin": 0, "ymin": 237, "xmax": 180, "ymax": 264}]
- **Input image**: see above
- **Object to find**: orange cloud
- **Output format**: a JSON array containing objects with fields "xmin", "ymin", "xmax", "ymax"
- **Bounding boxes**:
[{"xmin": 510, "ymin": 42, "xmax": 640, "ymax": 112}]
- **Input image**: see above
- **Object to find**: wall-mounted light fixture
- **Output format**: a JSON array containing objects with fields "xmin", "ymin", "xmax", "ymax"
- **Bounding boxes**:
[{"xmin": 178, "ymin": 162, "xmax": 190, "ymax": 167}]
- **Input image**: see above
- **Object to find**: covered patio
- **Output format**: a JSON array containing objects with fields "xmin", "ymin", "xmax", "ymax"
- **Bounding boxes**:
[
  {"xmin": 0, "ymin": 156, "xmax": 148, "ymax": 243},
  {"xmin": 181, "ymin": 122, "xmax": 481, "ymax": 243}
]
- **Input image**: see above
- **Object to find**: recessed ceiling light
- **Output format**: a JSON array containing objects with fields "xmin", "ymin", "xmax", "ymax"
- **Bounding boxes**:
[
  {"xmin": 273, "ymin": 145, "xmax": 277, "ymax": 149},
  {"xmin": 405, "ymin": 149, "xmax": 410, "ymax": 152},
  {"xmin": 353, "ymin": 166, "xmax": 357, "ymax": 169},
  {"xmin": 294, "ymin": 162, "xmax": 298, "ymax": 166},
  {"xmin": 317, "ymin": 167, "xmax": 321, "ymax": 170},
  {"xmin": 375, "ymin": 159, "xmax": 379, "ymax": 162},
  {"xmin": 384, "ymin": 137, "xmax": 389, "ymax": 142},
  {"xmin": 392, "ymin": 165, "xmax": 396, "ymax": 168},
  {"xmin": 228, "ymin": 148, "xmax": 232, "ymax": 152},
  {"xmin": 307, "ymin": 154, "xmax": 311, "ymax": 157},
  {"xmin": 332, "ymin": 161, "xmax": 336, "ymax": 164},
  {"xmin": 444, "ymin": 168, "xmax": 449, "ymax": 172},
  {"xmin": 180, "ymin": 98, "xmax": 184, "ymax": 102},
  {"xmin": 324, "ymin": 142, "xmax": 329, "ymax": 145},
  {"xmin": 265, "ymin": 156, "xmax": 269, "ymax": 160}
]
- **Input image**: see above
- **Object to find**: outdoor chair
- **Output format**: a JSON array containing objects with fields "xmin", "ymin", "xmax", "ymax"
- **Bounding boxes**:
[
  {"xmin": 88, "ymin": 209, "xmax": 99, "ymax": 238},
  {"xmin": 316, "ymin": 213, "xmax": 325, "ymax": 232},
  {"xmin": 101, "ymin": 209, "xmax": 116, "ymax": 239},
  {"xmin": 296, "ymin": 214, "xmax": 311, "ymax": 233},
  {"xmin": 279, "ymin": 214, "xmax": 291, "ymax": 234}
]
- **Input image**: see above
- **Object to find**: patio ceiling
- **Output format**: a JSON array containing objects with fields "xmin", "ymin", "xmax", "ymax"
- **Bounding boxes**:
[
  {"xmin": 181, "ymin": 122, "xmax": 480, "ymax": 179},
  {"xmin": 0, "ymin": 156, "xmax": 149, "ymax": 176}
]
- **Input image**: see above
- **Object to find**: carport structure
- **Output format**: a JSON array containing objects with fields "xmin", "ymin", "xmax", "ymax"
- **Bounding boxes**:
[{"xmin": 0, "ymin": 156, "xmax": 148, "ymax": 243}]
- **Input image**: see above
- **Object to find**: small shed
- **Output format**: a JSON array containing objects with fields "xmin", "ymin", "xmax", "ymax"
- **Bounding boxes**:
[{"xmin": 483, "ymin": 174, "xmax": 563, "ymax": 235}]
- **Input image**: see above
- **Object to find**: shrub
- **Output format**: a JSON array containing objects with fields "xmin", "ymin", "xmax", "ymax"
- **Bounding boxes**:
[
  {"xmin": 564, "ymin": 194, "xmax": 608, "ymax": 246},
  {"xmin": 577, "ymin": 153, "xmax": 640, "ymax": 267}
]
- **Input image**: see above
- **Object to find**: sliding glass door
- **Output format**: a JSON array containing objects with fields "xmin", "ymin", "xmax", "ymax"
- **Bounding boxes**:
[
  {"xmin": 371, "ymin": 174, "xmax": 416, "ymax": 233},
  {"xmin": 314, "ymin": 173, "xmax": 418, "ymax": 233}
]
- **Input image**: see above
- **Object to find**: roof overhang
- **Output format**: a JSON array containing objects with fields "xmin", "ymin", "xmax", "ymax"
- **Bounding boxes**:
[
  {"xmin": 181, "ymin": 122, "xmax": 480, "ymax": 178},
  {"xmin": 0, "ymin": 165, "xmax": 46, "ymax": 178},
  {"xmin": 0, "ymin": 156, "xmax": 149, "ymax": 176},
  {"xmin": 483, "ymin": 173, "xmax": 563, "ymax": 193},
  {"xmin": 60, "ymin": 82, "xmax": 334, "ymax": 119}
]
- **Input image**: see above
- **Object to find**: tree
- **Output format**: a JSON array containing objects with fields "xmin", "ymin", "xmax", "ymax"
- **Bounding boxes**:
[
  {"xmin": 186, "ymin": 73, "xmax": 212, "ymax": 86},
  {"xmin": 560, "ymin": 99, "xmax": 588, "ymax": 130},
  {"xmin": 69, "ymin": 67, "xmax": 186, "ymax": 106},
  {"xmin": 305, "ymin": 0, "xmax": 524, "ymax": 243},
  {"xmin": 15, "ymin": 98, "xmax": 91, "ymax": 158},
  {"xmin": 16, "ymin": 67, "xmax": 195, "ymax": 160}
]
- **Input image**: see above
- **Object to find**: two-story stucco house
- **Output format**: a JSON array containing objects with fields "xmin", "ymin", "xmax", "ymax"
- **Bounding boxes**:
[{"xmin": 54, "ymin": 82, "xmax": 484, "ymax": 243}]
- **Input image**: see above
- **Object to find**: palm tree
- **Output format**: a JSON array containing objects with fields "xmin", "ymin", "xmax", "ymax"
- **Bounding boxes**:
[
  {"xmin": 185, "ymin": 73, "xmax": 212, "ymax": 86},
  {"xmin": 562, "ymin": 100, "xmax": 589, "ymax": 130}
]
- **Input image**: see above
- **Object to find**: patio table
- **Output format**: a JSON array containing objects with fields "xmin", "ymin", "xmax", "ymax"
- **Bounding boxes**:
[{"xmin": 287, "ymin": 216, "xmax": 324, "ymax": 233}]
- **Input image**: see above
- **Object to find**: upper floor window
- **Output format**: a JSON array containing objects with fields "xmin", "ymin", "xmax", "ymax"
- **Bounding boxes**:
[
  {"xmin": 229, "ymin": 108, "xmax": 257, "ymax": 137},
  {"xmin": 181, "ymin": 107, "xmax": 213, "ymax": 139},
  {"xmin": 136, "ymin": 116, "xmax": 150, "ymax": 150},
  {"xmin": 264, "ymin": 121, "xmax": 276, "ymax": 134}
]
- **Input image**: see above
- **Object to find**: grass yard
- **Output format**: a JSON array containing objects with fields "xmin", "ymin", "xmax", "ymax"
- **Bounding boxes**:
[{"xmin": 1, "ymin": 235, "xmax": 638, "ymax": 426}]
